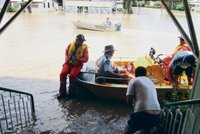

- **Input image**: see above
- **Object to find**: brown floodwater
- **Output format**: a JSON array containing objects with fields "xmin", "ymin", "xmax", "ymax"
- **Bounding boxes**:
[{"xmin": 0, "ymin": 8, "xmax": 199, "ymax": 133}]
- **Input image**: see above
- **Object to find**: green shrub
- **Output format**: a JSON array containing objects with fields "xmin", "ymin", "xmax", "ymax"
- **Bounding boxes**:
[
  {"xmin": 7, "ymin": 6, "xmax": 17, "ymax": 12},
  {"xmin": 144, "ymin": 1, "xmax": 150, "ymax": 7},
  {"xmin": 175, "ymin": 3, "xmax": 184, "ymax": 11},
  {"xmin": 154, "ymin": 1, "xmax": 161, "ymax": 8}
]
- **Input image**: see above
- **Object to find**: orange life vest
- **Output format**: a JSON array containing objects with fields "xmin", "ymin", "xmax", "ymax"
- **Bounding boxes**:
[{"xmin": 173, "ymin": 43, "xmax": 191, "ymax": 55}]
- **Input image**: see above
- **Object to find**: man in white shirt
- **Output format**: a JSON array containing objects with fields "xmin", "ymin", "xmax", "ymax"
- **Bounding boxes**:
[{"xmin": 124, "ymin": 66, "xmax": 161, "ymax": 134}]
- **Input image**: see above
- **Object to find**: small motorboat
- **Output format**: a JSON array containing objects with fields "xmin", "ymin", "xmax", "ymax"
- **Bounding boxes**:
[{"xmin": 72, "ymin": 20, "xmax": 121, "ymax": 32}]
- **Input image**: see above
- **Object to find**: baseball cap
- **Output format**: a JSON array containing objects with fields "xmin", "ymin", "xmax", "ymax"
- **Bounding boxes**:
[{"xmin": 76, "ymin": 34, "xmax": 86, "ymax": 42}]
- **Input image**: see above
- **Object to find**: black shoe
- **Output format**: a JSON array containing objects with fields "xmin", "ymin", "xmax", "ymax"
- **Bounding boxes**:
[{"xmin": 57, "ymin": 93, "xmax": 68, "ymax": 100}]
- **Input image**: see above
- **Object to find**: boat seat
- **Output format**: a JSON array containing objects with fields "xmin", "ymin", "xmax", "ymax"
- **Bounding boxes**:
[{"xmin": 95, "ymin": 76, "xmax": 129, "ymax": 84}]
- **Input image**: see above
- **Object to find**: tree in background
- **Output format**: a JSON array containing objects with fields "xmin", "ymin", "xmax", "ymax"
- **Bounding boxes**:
[
  {"xmin": 55, "ymin": 0, "xmax": 62, "ymax": 6},
  {"xmin": 123, "ymin": 0, "xmax": 134, "ymax": 14}
]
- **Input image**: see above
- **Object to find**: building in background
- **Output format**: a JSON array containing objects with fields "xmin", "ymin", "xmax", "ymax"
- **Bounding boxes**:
[
  {"xmin": 115, "ymin": 0, "xmax": 123, "ymax": 12},
  {"xmin": 10, "ymin": 0, "xmax": 59, "ymax": 12},
  {"xmin": 63, "ymin": 0, "xmax": 117, "ymax": 14},
  {"xmin": 189, "ymin": 0, "xmax": 200, "ymax": 12}
]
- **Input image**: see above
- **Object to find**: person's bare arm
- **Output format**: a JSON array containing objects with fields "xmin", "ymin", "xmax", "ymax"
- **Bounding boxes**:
[{"xmin": 126, "ymin": 95, "xmax": 134, "ymax": 105}]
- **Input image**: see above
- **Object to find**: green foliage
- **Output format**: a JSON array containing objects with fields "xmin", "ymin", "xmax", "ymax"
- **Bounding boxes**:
[
  {"xmin": 144, "ymin": 1, "xmax": 161, "ymax": 8},
  {"xmin": 166, "ymin": 2, "xmax": 184, "ymax": 11},
  {"xmin": 144, "ymin": 1, "xmax": 150, "ymax": 8},
  {"xmin": 123, "ymin": 0, "xmax": 135, "ymax": 14},
  {"xmin": 175, "ymin": 3, "xmax": 184, "ymax": 11},
  {"xmin": 144, "ymin": 1, "xmax": 184, "ymax": 11},
  {"xmin": 161, "ymin": 87, "xmax": 191, "ymax": 112},
  {"xmin": 154, "ymin": 1, "xmax": 161, "ymax": 8},
  {"xmin": 55, "ymin": 0, "xmax": 62, "ymax": 6},
  {"xmin": 161, "ymin": 86, "xmax": 191, "ymax": 106},
  {"xmin": 145, "ymin": 1, "xmax": 150, "ymax": 6},
  {"xmin": 7, "ymin": 5, "xmax": 17, "ymax": 12}
]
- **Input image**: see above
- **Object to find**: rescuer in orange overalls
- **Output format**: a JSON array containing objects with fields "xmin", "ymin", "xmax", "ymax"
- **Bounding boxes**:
[
  {"xmin": 173, "ymin": 36, "xmax": 191, "ymax": 56},
  {"xmin": 57, "ymin": 34, "xmax": 89, "ymax": 100}
]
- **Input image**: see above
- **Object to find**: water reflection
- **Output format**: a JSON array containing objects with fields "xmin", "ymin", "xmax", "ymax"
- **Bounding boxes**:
[{"xmin": 0, "ymin": 8, "xmax": 200, "ymax": 133}]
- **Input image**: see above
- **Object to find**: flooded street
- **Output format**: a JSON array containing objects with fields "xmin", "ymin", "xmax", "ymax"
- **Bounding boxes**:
[{"xmin": 0, "ymin": 8, "xmax": 200, "ymax": 133}]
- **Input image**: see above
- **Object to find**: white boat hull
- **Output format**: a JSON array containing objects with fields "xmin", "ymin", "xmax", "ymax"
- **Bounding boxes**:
[{"xmin": 72, "ymin": 20, "xmax": 120, "ymax": 32}]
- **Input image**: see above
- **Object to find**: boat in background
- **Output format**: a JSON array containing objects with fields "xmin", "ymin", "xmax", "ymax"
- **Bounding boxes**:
[{"xmin": 72, "ymin": 20, "xmax": 121, "ymax": 32}]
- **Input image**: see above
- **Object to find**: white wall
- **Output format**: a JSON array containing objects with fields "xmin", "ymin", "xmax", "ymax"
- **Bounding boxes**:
[
  {"xmin": 30, "ymin": 0, "xmax": 59, "ymax": 12},
  {"xmin": 64, "ymin": 1, "xmax": 114, "ymax": 13}
]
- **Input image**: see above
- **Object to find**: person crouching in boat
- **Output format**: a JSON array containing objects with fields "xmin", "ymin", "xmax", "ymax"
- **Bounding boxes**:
[
  {"xmin": 169, "ymin": 50, "xmax": 196, "ymax": 87},
  {"xmin": 96, "ymin": 45, "xmax": 132, "ymax": 83},
  {"xmin": 57, "ymin": 34, "xmax": 89, "ymax": 100}
]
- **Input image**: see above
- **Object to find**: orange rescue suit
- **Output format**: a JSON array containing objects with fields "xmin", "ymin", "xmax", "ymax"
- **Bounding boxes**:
[{"xmin": 59, "ymin": 42, "xmax": 89, "ymax": 94}]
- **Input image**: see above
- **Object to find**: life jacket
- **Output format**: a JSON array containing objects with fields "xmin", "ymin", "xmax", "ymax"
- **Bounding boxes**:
[
  {"xmin": 68, "ymin": 42, "xmax": 87, "ymax": 65},
  {"xmin": 173, "ymin": 43, "xmax": 191, "ymax": 55}
]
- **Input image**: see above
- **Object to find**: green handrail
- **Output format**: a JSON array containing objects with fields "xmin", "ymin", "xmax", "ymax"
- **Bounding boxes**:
[{"xmin": 164, "ymin": 99, "xmax": 200, "ymax": 107}]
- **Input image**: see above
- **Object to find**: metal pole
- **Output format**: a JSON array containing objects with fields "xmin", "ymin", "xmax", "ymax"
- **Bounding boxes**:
[
  {"xmin": 22, "ymin": 98, "xmax": 27, "ymax": 126},
  {"xmin": 13, "ymin": 96, "xmax": 19, "ymax": 124},
  {"xmin": 183, "ymin": 0, "xmax": 199, "ymax": 57},
  {"xmin": 0, "ymin": 0, "xmax": 10, "ymax": 24},
  {"xmin": 0, "ymin": 0, "xmax": 32, "ymax": 35},
  {"xmin": 18, "ymin": 101, "xmax": 23, "ymax": 131},
  {"xmin": 160, "ymin": 0, "xmax": 193, "ymax": 53},
  {"xmin": 29, "ymin": 95, "xmax": 35, "ymax": 115},
  {"xmin": 26, "ymin": 101, "xmax": 30, "ymax": 124},
  {"xmin": 8, "ymin": 100, "xmax": 14, "ymax": 131},
  {"xmin": 1, "ymin": 95, "xmax": 8, "ymax": 129}
]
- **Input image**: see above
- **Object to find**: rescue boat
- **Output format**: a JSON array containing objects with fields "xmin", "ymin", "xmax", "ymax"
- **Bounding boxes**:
[{"xmin": 75, "ymin": 56, "xmax": 191, "ymax": 103}]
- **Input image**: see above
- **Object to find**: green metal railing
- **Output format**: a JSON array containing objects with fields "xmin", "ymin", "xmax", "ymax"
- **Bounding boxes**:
[
  {"xmin": 0, "ymin": 87, "xmax": 35, "ymax": 133},
  {"xmin": 157, "ymin": 99, "xmax": 200, "ymax": 134}
]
